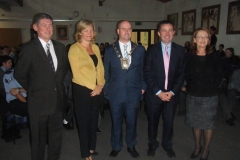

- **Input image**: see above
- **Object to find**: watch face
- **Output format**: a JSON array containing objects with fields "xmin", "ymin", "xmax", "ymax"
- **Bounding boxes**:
[{"xmin": 74, "ymin": 11, "xmax": 79, "ymax": 17}]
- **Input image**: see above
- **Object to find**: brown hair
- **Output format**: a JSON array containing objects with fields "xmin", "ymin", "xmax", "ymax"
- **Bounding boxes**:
[
  {"xmin": 74, "ymin": 19, "xmax": 97, "ymax": 43},
  {"xmin": 190, "ymin": 27, "xmax": 213, "ymax": 54}
]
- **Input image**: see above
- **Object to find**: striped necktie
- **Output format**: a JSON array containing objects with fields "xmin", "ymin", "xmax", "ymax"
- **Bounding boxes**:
[{"xmin": 46, "ymin": 43, "xmax": 55, "ymax": 72}]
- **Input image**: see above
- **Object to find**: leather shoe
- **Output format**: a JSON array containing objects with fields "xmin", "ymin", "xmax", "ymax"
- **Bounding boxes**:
[
  {"xmin": 90, "ymin": 151, "xmax": 98, "ymax": 156},
  {"xmin": 109, "ymin": 150, "xmax": 120, "ymax": 157},
  {"xmin": 127, "ymin": 147, "xmax": 140, "ymax": 158},
  {"xmin": 200, "ymin": 151, "xmax": 209, "ymax": 160},
  {"xmin": 226, "ymin": 118, "xmax": 235, "ymax": 126},
  {"xmin": 163, "ymin": 148, "xmax": 176, "ymax": 158},
  {"xmin": 63, "ymin": 123, "xmax": 74, "ymax": 130},
  {"xmin": 147, "ymin": 148, "xmax": 156, "ymax": 157},
  {"xmin": 190, "ymin": 146, "xmax": 202, "ymax": 159}
]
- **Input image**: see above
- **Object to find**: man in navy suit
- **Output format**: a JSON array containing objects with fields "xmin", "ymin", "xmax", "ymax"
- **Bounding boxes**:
[
  {"xmin": 144, "ymin": 20, "xmax": 186, "ymax": 158},
  {"xmin": 104, "ymin": 20, "xmax": 146, "ymax": 158}
]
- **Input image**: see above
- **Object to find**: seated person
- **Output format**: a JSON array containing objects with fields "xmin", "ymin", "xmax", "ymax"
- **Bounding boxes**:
[
  {"xmin": 3, "ymin": 69, "xmax": 28, "ymax": 117},
  {"xmin": 227, "ymin": 56, "xmax": 240, "ymax": 122}
]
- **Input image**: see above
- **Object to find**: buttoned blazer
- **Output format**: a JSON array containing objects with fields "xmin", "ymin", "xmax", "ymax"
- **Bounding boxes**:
[
  {"xmin": 144, "ymin": 42, "xmax": 186, "ymax": 104},
  {"xmin": 104, "ymin": 41, "xmax": 147, "ymax": 103},
  {"xmin": 14, "ymin": 38, "xmax": 68, "ymax": 115}
]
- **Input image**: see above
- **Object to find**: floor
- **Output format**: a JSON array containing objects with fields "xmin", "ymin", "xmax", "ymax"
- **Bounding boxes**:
[{"xmin": 0, "ymin": 101, "xmax": 240, "ymax": 160}]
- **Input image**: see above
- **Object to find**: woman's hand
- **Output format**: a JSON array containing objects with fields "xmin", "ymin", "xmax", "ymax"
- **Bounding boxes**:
[{"xmin": 90, "ymin": 85, "xmax": 102, "ymax": 96}]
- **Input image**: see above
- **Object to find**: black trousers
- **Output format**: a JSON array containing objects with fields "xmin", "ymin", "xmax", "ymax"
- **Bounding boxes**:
[
  {"xmin": 147, "ymin": 97, "xmax": 177, "ymax": 150},
  {"xmin": 9, "ymin": 99, "xmax": 28, "ymax": 117},
  {"xmin": 72, "ymin": 83, "xmax": 101, "ymax": 158},
  {"xmin": 30, "ymin": 110, "xmax": 63, "ymax": 160}
]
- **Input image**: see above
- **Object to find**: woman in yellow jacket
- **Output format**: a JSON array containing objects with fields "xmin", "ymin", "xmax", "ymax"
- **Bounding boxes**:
[{"xmin": 68, "ymin": 19, "xmax": 105, "ymax": 160}]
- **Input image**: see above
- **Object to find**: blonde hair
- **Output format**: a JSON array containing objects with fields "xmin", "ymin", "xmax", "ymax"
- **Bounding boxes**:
[{"xmin": 75, "ymin": 19, "xmax": 97, "ymax": 43}]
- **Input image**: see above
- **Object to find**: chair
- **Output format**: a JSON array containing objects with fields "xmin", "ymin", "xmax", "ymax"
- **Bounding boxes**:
[
  {"xmin": 0, "ymin": 95, "xmax": 29, "ymax": 144},
  {"xmin": 5, "ymin": 112, "xmax": 28, "ymax": 144}
]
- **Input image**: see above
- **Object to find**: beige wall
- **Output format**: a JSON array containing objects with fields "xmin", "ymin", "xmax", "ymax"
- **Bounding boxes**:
[{"xmin": 0, "ymin": 0, "xmax": 239, "ymax": 54}]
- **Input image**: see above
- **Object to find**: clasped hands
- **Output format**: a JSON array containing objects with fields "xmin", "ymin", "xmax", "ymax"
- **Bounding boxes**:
[
  {"xmin": 157, "ymin": 92, "xmax": 173, "ymax": 101},
  {"xmin": 90, "ymin": 85, "xmax": 102, "ymax": 97}
]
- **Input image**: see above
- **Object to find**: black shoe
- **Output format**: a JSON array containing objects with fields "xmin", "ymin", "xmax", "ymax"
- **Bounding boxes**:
[
  {"xmin": 163, "ymin": 148, "xmax": 176, "ymax": 158},
  {"xmin": 127, "ymin": 147, "xmax": 140, "ymax": 158},
  {"xmin": 230, "ymin": 112, "xmax": 236, "ymax": 121},
  {"xmin": 97, "ymin": 127, "xmax": 101, "ymax": 133},
  {"xmin": 147, "ymin": 148, "xmax": 156, "ymax": 157},
  {"xmin": 200, "ymin": 151, "xmax": 209, "ymax": 160},
  {"xmin": 63, "ymin": 123, "xmax": 74, "ymax": 130},
  {"xmin": 90, "ymin": 151, "xmax": 99, "ymax": 156},
  {"xmin": 109, "ymin": 150, "xmax": 120, "ymax": 157},
  {"xmin": 226, "ymin": 118, "xmax": 235, "ymax": 126},
  {"xmin": 190, "ymin": 146, "xmax": 202, "ymax": 159}
]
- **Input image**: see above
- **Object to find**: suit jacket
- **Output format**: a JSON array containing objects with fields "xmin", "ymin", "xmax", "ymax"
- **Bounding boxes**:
[
  {"xmin": 14, "ymin": 38, "xmax": 68, "ymax": 115},
  {"xmin": 104, "ymin": 41, "xmax": 147, "ymax": 103},
  {"xmin": 144, "ymin": 42, "xmax": 186, "ymax": 104}
]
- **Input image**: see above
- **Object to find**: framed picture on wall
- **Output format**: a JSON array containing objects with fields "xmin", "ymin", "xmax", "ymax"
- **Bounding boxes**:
[
  {"xmin": 226, "ymin": 1, "xmax": 240, "ymax": 34},
  {"xmin": 56, "ymin": 25, "xmax": 69, "ymax": 40},
  {"xmin": 167, "ymin": 13, "xmax": 178, "ymax": 36},
  {"xmin": 201, "ymin": 4, "xmax": 221, "ymax": 34},
  {"xmin": 181, "ymin": 9, "xmax": 196, "ymax": 35}
]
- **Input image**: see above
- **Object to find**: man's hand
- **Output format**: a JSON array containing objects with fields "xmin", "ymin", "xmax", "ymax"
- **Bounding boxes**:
[
  {"xmin": 157, "ymin": 92, "xmax": 169, "ymax": 101},
  {"xmin": 181, "ymin": 86, "xmax": 186, "ymax": 92},
  {"xmin": 142, "ymin": 90, "xmax": 145, "ymax": 94}
]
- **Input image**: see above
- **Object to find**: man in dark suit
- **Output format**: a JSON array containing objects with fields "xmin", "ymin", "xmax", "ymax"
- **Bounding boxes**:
[
  {"xmin": 104, "ymin": 20, "xmax": 146, "ymax": 158},
  {"xmin": 144, "ymin": 20, "xmax": 186, "ymax": 158},
  {"xmin": 14, "ymin": 13, "xmax": 68, "ymax": 160}
]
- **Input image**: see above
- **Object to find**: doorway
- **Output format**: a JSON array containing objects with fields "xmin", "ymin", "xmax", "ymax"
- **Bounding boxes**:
[{"xmin": 131, "ymin": 29, "xmax": 159, "ymax": 50}]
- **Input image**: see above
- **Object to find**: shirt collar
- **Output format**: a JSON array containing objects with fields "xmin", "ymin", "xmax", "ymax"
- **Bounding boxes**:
[
  {"xmin": 161, "ymin": 41, "xmax": 172, "ymax": 49},
  {"xmin": 38, "ymin": 37, "xmax": 52, "ymax": 48}
]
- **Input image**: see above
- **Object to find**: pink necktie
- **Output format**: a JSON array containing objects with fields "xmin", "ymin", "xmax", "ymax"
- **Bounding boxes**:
[{"xmin": 164, "ymin": 45, "xmax": 169, "ymax": 90}]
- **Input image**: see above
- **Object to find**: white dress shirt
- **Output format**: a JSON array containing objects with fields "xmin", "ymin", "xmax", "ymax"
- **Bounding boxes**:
[
  {"xmin": 38, "ymin": 37, "xmax": 58, "ymax": 71},
  {"xmin": 119, "ymin": 41, "xmax": 132, "ymax": 65}
]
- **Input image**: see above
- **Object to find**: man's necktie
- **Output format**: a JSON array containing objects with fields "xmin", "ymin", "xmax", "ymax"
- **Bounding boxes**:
[
  {"xmin": 46, "ymin": 43, "xmax": 55, "ymax": 72},
  {"xmin": 124, "ymin": 44, "xmax": 128, "ymax": 58},
  {"xmin": 164, "ymin": 45, "xmax": 169, "ymax": 90}
]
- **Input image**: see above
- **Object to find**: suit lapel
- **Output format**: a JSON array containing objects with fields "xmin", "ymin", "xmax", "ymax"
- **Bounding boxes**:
[
  {"xmin": 156, "ymin": 43, "xmax": 165, "ymax": 79},
  {"xmin": 168, "ymin": 43, "xmax": 177, "ymax": 78}
]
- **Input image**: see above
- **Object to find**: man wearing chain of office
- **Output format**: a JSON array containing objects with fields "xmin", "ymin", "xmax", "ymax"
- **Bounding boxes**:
[{"xmin": 104, "ymin": 20, "xmax": 146, "ymax": 158}]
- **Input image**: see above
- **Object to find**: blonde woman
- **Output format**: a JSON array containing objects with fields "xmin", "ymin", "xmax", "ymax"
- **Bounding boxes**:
[{"xmin": 68, "ymin": 19, "xmax": 105, "ymax": 160}]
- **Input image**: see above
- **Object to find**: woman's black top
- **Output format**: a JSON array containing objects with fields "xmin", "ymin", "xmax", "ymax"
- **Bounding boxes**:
[
  {"xmin": 90, "ymin": 54, "xmax": 98, "ymax": 67},
  {"xmin": 185, "ymin": 51, "xmax": 223, "ymax": 97}
]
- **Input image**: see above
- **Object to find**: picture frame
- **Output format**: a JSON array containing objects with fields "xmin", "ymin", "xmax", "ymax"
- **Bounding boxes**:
[
  {"xmin": 201, "ymin": 4, "xmax": 221, "ymax": 34},
  {"xmin": 181, "ymin": 9, "xmax": 196, "ymax": 35},
  {"xmin": 167, "ymin": 13, "xmax": 178, "ymax": 36},
  {"xmin": 56, "ymin": 25, "xmax": 69, "ymax": 40},
  {"xmin": 226, "ymin": 1, "xmax": 240, "ymax": 34}
]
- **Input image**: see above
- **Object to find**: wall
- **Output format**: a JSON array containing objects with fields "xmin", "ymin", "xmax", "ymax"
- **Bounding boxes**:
[
  {"xmin": 165, "ymin": 0, "xmax": 240, "ymax": 54},
  {"xmin": 0, "ymin": 0, "xmax": 164, "ymax": 46},
  {"xmin": 0, "ymin": 0, "xmax": 239, "ymax": 54}
]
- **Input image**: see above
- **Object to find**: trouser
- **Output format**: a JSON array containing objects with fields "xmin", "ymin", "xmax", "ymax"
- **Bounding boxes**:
[{"xmin": 72, "ymin": 83, "xmax": 101, "ymax": 158}]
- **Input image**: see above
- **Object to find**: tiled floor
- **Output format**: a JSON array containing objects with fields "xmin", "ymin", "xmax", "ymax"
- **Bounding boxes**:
[{"xmin": 1, "ymin": 101, "xmax": 240, "ymax": 160}]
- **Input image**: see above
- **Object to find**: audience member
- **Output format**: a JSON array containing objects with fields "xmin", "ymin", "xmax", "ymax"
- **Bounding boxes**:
[
  {"xmin": 217, "ymin": 44, "xmax": 225, "ymax": 57},
  {"xmin": 209, "ymin": 26, "xmax": 217, "ymax": 51},
  {"xmin": 2, "ymin": 46, "xmax": 10, "ymax": 56},
  {"xmin": 68, "ymin": 19, "xmax": 105, "ymax": 160},
  {"xmin": 185, "ymin": 27, "xmax": 223, "ymax": 160},
  {"xmin": 104, "ymin": 42, "xmax": 109, "ymax": 48}
]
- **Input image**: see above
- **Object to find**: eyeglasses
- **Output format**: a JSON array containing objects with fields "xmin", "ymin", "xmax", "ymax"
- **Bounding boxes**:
[{"xmin": 195, "ymin": 36, "xmax": 209, "ymax": 40}]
